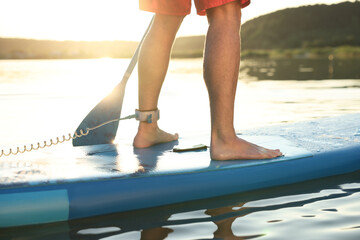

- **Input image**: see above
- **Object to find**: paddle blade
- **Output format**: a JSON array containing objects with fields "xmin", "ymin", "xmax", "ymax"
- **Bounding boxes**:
[{"xmin": 72, "ymin": 82, "xmax": 126, "ymax": 146}]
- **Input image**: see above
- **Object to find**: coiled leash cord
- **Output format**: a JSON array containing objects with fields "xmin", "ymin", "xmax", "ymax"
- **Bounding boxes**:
[{"xmin": 0, "ymin": 114, "xmax": 135, "ymax": 158}]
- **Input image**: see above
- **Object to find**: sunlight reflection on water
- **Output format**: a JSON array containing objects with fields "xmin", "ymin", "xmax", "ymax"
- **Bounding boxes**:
[
  {"xmin": 0, "ymin": 59, "xmax": 359, "ymax": 239},
  {"xmin": 1, "ymin": 59, "xmax": 360, "ymax": 148}
]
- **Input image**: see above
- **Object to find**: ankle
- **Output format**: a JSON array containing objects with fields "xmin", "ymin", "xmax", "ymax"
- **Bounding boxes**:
[
  {"xmin": 138, "ymin": 121, "xmax": 159, "ymax": 132},
  {"xmin": 211, "ymin": 128, "xmax": 237, "ymax": 144}
]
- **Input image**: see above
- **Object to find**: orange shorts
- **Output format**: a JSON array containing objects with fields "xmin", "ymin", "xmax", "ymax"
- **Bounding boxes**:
[{"xmin": 139, "ymin": 0, "xmax": 250, "ymax": 16}]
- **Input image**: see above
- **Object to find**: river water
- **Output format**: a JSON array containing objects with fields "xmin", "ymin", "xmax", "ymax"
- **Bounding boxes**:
[{"xmin": 0, "ymin": 58, "xmax": 359, "ymax": 239}]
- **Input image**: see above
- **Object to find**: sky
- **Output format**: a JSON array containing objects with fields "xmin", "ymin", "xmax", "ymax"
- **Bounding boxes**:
[{"xmin": 0, "ymin": 0, "xmax": 353, "ymax": 41}]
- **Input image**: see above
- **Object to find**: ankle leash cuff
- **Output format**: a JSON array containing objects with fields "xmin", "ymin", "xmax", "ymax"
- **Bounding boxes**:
[{"xmin": 135, "ymin": 109, "xmax": 160, "ymax": 123}]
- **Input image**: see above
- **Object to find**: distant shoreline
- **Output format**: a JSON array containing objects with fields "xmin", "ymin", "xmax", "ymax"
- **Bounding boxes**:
[
  {"xmin": 241, "ymin": 46, "xmax": 360, "ymax": 60},
  {"xmin": 1, "ymin": 45, "xmax": 359, "ymax": 60},
  {"xmin": 0, "ymin": 36, "xmax": 206, "ymax": 60}
]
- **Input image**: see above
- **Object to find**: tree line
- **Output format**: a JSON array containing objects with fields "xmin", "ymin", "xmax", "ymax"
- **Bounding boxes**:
[{"xmin": 241, "ymin": 1, "xmax": 360, "ymax": 50}]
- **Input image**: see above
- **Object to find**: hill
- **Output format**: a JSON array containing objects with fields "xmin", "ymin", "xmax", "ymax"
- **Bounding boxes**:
[{"xmin": 241, "ymin": 1, "xmax": 360, "ymax": 49}]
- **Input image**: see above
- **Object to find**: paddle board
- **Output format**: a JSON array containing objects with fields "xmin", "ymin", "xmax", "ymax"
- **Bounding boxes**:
[{"xmin": 0, "ymin": 113, "xmax": 359, "ymax": 228}]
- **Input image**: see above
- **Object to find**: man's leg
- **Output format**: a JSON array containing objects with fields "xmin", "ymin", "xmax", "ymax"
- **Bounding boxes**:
[
  {"xmin": 204, "ymin": 1, "xmax": 282, "ymax": 160},
  {"xmin": 133, "ymin": 14, "xmax": 183, "ymax": 148}
]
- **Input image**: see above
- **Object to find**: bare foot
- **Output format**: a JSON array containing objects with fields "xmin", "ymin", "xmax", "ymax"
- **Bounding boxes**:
[
  {"xmin": 133, "ymin": 122, "xmax": 179, "ymax": 148},
  {"xmin": 211, "ymin": 136, "xmax": 282, "ymax": 161}
]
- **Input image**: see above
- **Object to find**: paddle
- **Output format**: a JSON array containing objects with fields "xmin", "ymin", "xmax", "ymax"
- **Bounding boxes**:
[{"xmin": 72, "ymin": 16, "xmax": 154, "ymax": 146}]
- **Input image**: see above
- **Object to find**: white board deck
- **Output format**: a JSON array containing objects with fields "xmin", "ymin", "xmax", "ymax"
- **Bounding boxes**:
[{"xmin": 0, "ymin": 135, "xmax": 312, "ymax": 187}]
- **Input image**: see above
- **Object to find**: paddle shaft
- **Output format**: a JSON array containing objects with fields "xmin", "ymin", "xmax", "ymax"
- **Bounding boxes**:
[{"xmin": 118, "ymin": 16, "xmax": 154, "ymax": 88}]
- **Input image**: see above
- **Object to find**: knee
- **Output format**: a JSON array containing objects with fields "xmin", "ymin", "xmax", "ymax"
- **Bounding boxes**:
[
  {"xmin": 207, "ymin": 1, "xmax": 242, "ymax": 28},
  {"xmin": 153, "ymin": 14, "xmax": 185, "ymax": 34}
]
